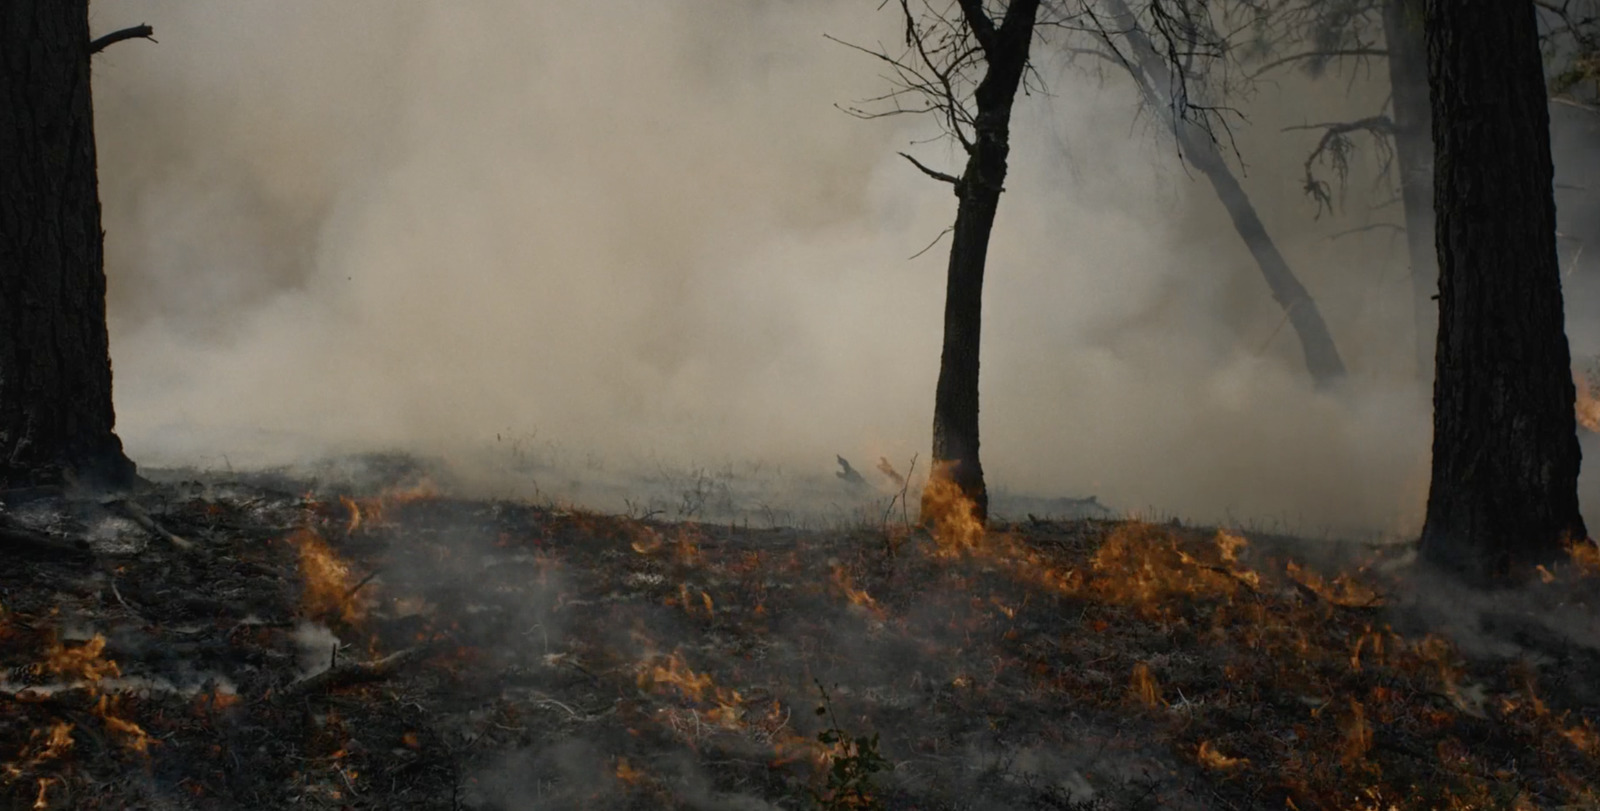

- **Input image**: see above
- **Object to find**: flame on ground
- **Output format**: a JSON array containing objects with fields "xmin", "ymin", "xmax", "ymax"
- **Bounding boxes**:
[
  {"xmin": 44, "ymin": 634, "xmax": 120, "ymax": 684},
  {"xmin": 921, "ymin": 463, "xmax": 985, "ymax": 555},
  {"xmin": 288, "ymin": 527, "xmax": 369, "ymax": 623}
]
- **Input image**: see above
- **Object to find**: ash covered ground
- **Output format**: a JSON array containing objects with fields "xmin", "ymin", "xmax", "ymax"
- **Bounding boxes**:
[{"xmin": 2, "ymin": 458, "xmax": 1599, "ymax": 810}]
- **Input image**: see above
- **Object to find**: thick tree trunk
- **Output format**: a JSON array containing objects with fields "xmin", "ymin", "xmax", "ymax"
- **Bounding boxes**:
[
  {"xmin": 0, "ymin": 3, "xmax": 137, "ymax": 488},
  {"xmin": 1103, "ymin": 0, "xmax": 1347, "ymax": 387},
  {"xmin": 1419, "ymin": 0, "xmax": 1587, "ymax": 584},
  {"xmin": 921, "ymin": 0, "xmax": 1041, "ymax": 525},
  {"xmin": 1383, "ymin": 0, "xmax": 1437, "ymax": 380}
]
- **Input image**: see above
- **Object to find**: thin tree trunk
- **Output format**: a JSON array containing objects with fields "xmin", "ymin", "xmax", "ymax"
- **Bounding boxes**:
[
  {"xmin": 1419, "ymin": 0, "xmax": 1587, "ymax": 584},
  {"xmin": 1383, "ymin": 0, "xmax": 1437, "ymax": 381},
  {"xmin": 0, "ymin": 2, "xmax": 137, "ymax": 488},
  {"xmin": 1103, "ymin": 0, "xmax": 1347, "ymax": 387},
  {"xmin": 922, "ymin": 0, "xmax": 1042, "ymax": 525}
]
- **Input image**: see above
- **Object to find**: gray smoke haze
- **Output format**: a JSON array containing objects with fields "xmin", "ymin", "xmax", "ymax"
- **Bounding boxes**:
[{"xmin": 90, "ymin": 2, "xmax": 1599, "ymax": 534}]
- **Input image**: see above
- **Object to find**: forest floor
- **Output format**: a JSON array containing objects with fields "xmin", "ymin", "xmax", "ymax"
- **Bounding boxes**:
[{"xmin": 1, "ymin": 468, "xmax": 1599, "ymax": 810}]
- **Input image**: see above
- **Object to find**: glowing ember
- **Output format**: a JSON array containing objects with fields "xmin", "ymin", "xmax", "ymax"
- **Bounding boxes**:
[
  {"xmin": 615, "ymin": 757, "xmax": 645, "ymax": 785},
  {"xmin": 1339, "ymin": 699, "xmax": 1372, "ymax": 765},
  {"xmin": 1196, "ymin": 740, "xmax": 1247, "ymax": 770},
  {"xmin": 287, "ymin": 527, "xmax": 369, "ymax": 623}
]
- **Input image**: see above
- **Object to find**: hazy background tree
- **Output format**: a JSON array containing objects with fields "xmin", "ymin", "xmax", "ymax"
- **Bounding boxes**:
[
  {"xmin": 0, "ymin": 5, "xmax": 150, "ymax": 489},
  {"xmin": 1085, "ymin": 0, "xmax": 1350, "ymax": 387},
  {"xmin": 1419, "ymin": 0, "xmax": 1588, "ymax": 583}
]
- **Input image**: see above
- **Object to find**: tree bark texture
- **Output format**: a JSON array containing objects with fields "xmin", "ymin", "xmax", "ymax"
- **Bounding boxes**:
[
  {"xmin": 1102, "ymin": 0, "xmax": 1347, "ymax": 388},
  {"xmin": 0, "ymin": 2, "xmax": 137, "ymax": 488},
  {"xmin": 922, "ymin": 0, "xmax": 1042, "ymax": 525},
  {"xmin": 1382, "ymin": 0, "xmax": 1438, "ymax": 381},
  {"xmin": 1419, "ymin": 0, "xmax": 1587, "ymax": 583}
]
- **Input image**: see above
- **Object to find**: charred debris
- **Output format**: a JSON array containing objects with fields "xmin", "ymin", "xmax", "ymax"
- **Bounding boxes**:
[{"xmin": 0, "ymin": 462, "xmax": 1598, "ymax": 810}]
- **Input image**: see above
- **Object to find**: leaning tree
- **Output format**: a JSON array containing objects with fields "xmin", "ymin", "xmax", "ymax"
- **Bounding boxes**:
[
  {"xmin": 1084, "ymin": 0, "xmax": 1349, "ymax": 388},
  {"xmin": 1419, "ymin": 0, "xmax": 1588, "ymax": 583},
  {"xmin": 838, "ymin": 0, "xmax": 1043, "ymax": 524},
  {"xmin": 0, "ymin": 5, "xmax": 150, "ymax": 488}
]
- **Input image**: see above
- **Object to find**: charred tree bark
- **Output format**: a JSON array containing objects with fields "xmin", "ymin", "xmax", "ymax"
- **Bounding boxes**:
[
  {"xmin": 1382, "ymin": 0, "xmax": 1437, "ymax": 380},
  {"xmin": 1102, "ymin": 0, "xmax": 1347, "ymax": 387},
  {"xmin": 921, "ymin": 0, "xmax": 1042, "ymax": 525},
  {"xmin": 1419, "ymin": 0, "xmax": 1587, "ymax": 583},
  {"xmin": 0, "ymin": 3, "xmax": 138, "ymax": 488}
]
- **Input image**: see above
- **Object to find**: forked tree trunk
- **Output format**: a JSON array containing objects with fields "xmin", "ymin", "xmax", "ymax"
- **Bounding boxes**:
[
  {"xmin": 1103, "ymin": 0, "xmax": 1347, "ymax": 388},
  {"xmin": 0, "ymin": 2, "xmax": 137, "ymax": 488},
  {"xmin": 921, "ymin": 0, "xmax": 1042, "ymax": 525},
  {"xmin": 1382, "ymin": 0, "xmax": 1438, "ymax": 380},
  {"xmin": 1419, "ymin": 0, "xmax": 1587, "ymax": 583}
]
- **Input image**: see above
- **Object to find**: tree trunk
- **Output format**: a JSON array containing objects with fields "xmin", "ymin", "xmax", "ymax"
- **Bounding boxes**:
[
  {"xmin": 1382, "ymin": 0, "xmax": 1437, "ymax": 381},
  {"xmin": 1419, "ymin": 0, "xmax": 1587, "ymax": 584},
  {"xmin": 0, "ymin": 2, "xmax": 137, "ymax": 488},
  {"xmin": 921, "ymin": 0, "xmax": 1042, "ymax": 525},
  {"xmin": 1102, "ymin": 0, "xmax": 1347, "ymax": 387}
]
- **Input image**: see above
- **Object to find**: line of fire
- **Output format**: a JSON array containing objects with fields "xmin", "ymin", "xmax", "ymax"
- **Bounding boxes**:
[{"xmin": 4, "ymin": 2, "xmax": 1600, "ymax": 809}]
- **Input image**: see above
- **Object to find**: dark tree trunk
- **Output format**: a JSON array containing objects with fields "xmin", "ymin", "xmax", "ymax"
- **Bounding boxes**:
[
  {"xmin": 1383, "ymin": 0, "xmax": 1438, "ymax": 380},
  {"xmin": 921, "ymin": 0, "xmax": 1042, "ymax": 525},
  {"xmin": 1103, "ymin": 0, "xmax": 1347, "ymax": 387},
  {"xmin": 0, "ymin": 2, "xmax": 137, "ymax": 488},
  {"xmin": 1419, "ymin": 0, "xmax": 1587, "ymax": 584}
]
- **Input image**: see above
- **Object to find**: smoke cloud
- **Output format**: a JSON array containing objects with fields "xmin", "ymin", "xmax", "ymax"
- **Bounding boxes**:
[{"xmin": 92, "ymin": 2, "xmax": 1598, "ymax": 534}]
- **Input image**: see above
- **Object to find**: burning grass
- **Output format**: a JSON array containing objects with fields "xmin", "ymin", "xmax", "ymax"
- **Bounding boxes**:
[{"xmin": 0, "ymin": 471, "xmax": 1596, "ymax": 809}]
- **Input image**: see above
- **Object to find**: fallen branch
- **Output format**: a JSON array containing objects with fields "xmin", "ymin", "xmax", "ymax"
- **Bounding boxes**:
[
  {"xmin": 278, "ymin": 646, "xmax": 432, "ymax": 699},
  {"xmin": 104, "ymin": 499, "xmax": 194, "ymax": 551},
  {"xmin": 0, "ymin": 519, "xmax": 92, "ymax": 560},
  {"xmin": 89, "ymin": 24, "xmax": 156, "ymax": 54}
]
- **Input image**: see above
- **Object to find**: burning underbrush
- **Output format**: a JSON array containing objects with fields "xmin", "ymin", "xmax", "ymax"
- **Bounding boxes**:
[{"xmin": 0, "ymin": 469, "xmax": 1597, "ymax": 809}]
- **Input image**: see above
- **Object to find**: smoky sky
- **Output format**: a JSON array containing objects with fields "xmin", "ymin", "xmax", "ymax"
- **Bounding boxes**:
[{"xmin": 90, "ymin": 2, "xmax": 1600, "ymax": 534}]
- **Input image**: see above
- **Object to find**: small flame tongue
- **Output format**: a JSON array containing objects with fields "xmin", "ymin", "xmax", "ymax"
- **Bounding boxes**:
[{"xmin": 1577, "ymin": 370, "xmax": 1600, "ymax": 432}]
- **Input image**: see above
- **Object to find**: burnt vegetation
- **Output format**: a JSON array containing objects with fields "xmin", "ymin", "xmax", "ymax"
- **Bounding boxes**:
[
  {"xmin": 1, "ymin": 467, "xmax": 1598, "ymax": 808},
  {"xmin": 4, "ymin": 0, "xmax": 1600, "ymax": 808}
]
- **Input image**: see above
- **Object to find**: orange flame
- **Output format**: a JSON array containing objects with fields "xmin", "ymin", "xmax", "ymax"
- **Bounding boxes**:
[
  {"xmin": 287, "ymin": 528, "xmax": 368, "ymax": 623},
  {"xmin": 637, "ymin": 651, "xmax": 715, "ymax": 703},
  {"xmin": 921, "ymin": 463, "xmax": 985, "ymax": 555},
  {"xmin": 1285, "ymin": 561, "xmax": 1383, "ymax": 608},
  {"xmin": 615, "ymin": 757, "xmax": 646, "ymax": 785},
  {"xmin": 44, "ymin": 633, "xmax": 120, "ymax": 684},
  {"xmin": 32, "ymin": 777, "xmax": 57, "ymax": 810},
  {"xmin": 1340, "ymin": 698, "xmax": 1372, "ymax": 764},
  {"xmin": 830, "ymin": 565, "xmax": 879, "ymax": 610},
  {"xmin": 1576, "ymin": 370, "xmax": 1600, "ymax": 432},
  {"xmin": 1130, "ymin": 662, "xmax": 1163, "ymax": 708},
  {"xmin": 95, "ymin": 694, "xmax": 152, "ymax": 754}
]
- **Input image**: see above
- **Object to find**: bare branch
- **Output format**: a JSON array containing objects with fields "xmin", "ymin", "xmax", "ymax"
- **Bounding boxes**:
[
  {"xmin": 899, "ymin": 152, "xmax": 961, "ymax": 185},
  {"xmin": 1247, "ymin": 47, "xmax": 1388, "ymax": 79},
  {"xmin": 89, "ymin": 24, "xmax": 155, "ymax": 54},
  {"xmin": 1289, "ymin": 115, "xmax": 1396, "ymax": 216}
]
